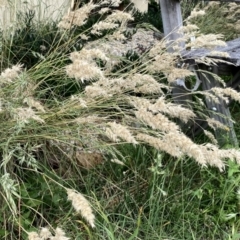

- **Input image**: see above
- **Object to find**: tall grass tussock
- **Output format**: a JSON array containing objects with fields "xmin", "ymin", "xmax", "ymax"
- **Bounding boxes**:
[{"xmin": 0, "ymin": 0, "xmax": 240, "ymax": 239}]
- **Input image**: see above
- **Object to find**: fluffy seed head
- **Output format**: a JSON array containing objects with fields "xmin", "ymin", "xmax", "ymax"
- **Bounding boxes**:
[{"xmin": 67, "ymin": 188, "xmax": 95, "ymax": 228}]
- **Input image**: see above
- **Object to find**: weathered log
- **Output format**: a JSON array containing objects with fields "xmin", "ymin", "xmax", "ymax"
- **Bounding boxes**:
[
  {"xmin": 160, "ymin": 0, "xmax": 192, "ymax": 108},
  {"xmin": 183, "ymin": 37, "xmax": 240, "ymax": 67},
  {"xmin": 199, "ymin": 65, "xmax": 238, "ymax": 147}
]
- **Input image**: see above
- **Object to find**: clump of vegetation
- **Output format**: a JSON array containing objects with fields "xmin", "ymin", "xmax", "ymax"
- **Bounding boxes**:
[
  {"xmin": 0, "ymin": 0, "xmax": 240, "ymax": 239},
  {"xmin": 186, "ymin": 1, "xmax": 240, "ymax": 40}
]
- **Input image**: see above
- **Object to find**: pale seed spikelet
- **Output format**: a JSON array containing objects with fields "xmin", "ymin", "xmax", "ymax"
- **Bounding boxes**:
[
  {"xmin": 232, "ymin": 9, "xmax": 240, "ymax": 18},
  {"xmin": 99, "ymin": 7, "xmax": 111, "ymax": 15},
  {"xmin": 148, "ymin": 98, "xmax": 196, "ymax": 123},
  {"xmin": 147, "ymin": 51, "xmax": 178, "ymax": 75},
  {"xmin": 137, "ymin": 132, "xmax": 227, "ymax": 168},
  {"xmin": 51, "ymin": 227, "xmax": 70, "ymax": 240},
  {"xmin": 135, "ymin": 108, "xmax": 179, "ymax": 133},
  {"xmin": 129, "ymin": 97, "xmax": 152, "ymax": 110},
  {"xmin": 66, "ymin": 49, "xmax": 108, "ymax": 82},
  {"xmin": 105, "ymin": 127, "xmax": 119, "ymax": 142},
  {"xmin": 235, "ymin": 22, "xmax": 240, "ymax": 32},
  {"xmin": 101, "ymin": 0, "xmax": 122, "ymax": 7},
  {"xmin": 223, "ymin": 149, "xmax": 240, "ymax": 165},
  {"xmin": 186, "ymin": 34, "xmax": 226, "ymax": 50},
  {"xmin": 0, "ymin": 64, "xmax": 23, "ymax": 85},
  {"xmin": 130, "ymin": 74, "xmax": 166, "ymax": 94},
  {"xmin": 67, "ymin": 188, "xmax": 95, "ymax": 228},
  {"xmin": 211, "ymin": 73, "xmax": 226, "ymax": 87},
  {"xmin": 148, "ymin": 40, "xmax": 167, "ymax": 57},
  {"xmin": 107, "ymin": 122, "xmax": 138, "ymax": 144},
  {"xmin": 228, "ymin": 2, "xmax": 238, "ymax": 8},
  {"xmin": 70, "ymin": 95, "xmax": 88, "ymax": 108},
  {"xmin": 179, "ymin": 24, "xmax": 199, "ymax": 34},
  {"xmin": 91, "ymin": 22, "xmax": 119, "ymax": 35},
  {"xmin": 92, "ymin": 77, "xmax": 124, "ymax": 95},
  {"xmin": 208, "ymin": 87, "xmax": 229, "ymax": 104},
  {"xmin": 212, "ymin": 87, "xmax": 240, "ymax": 104},
  {"xmin": 28, "ymin": 227, "xmax": 69, "ymax": 240},
  {"xmin": 195, "ymin": 96, "xmax": 205, "ymax": 107},
  {"xmin": 58, "ymin": 1, "xmax": 98, "ymax": 29},
  {"xmin": 104, "ymin": 10, "xmax": 134, "ymax": 24},
  {"xmin": 187, "ymin": 8, "xmax": 205, "ymax": 21},
  {"xmin": 0, "ymin": 101, "xmax": 3, "ymax": 112},
  {"xmin": 74, "ymin": 115, "xmax": 103, "ymax": 124},
  {"xmin": 85, "ymin": 85, "xmax": 110, "ymax": 98},
  {"xmin": 70, "ymin": 49, "xmax": 109, "ymax": 63},
  {"xmin": 92, "ymin": 74, "xmax": 165, "ymax": 95},
  {"xmin": 167, "ymin": 68, "xmax": 195, "ymax": 83},
  {"xmin": 208, "ymin": 51, "xmax": 230, "ymax": 58},
  {"xmin": 111, "ymin": 158, "xmax": 125, "ymax": 165},
  {"xmin": 91, "ymin": 10, "xmax": 133, "ymax": 35},
  {"xmin": 203, "ymin": 130, "xmax": 218, "ymax": 145},
  {"xmin": 194, "ymin": 56, "xmax": 227, "ymax": 66},
  {"xmin": 136, "ymin": 133, "xmax": 183, "ymax": 158},
  {"xmin": 23, "ymin": 97, "xmax": 45, "ymax": 113},
  {"xmin": 13, "ymin": 107, "xmax": 45, "ymax": 124},
  {"xmin": 199, "ymin": 143, "xmax": 225, "ymax": 171},
  {"xmin": 66, "ymin": 60, "xmax": 103, "ymax": 82},
  {"xmin": 28, "ymin": 232, "xmax": 41, "ymax": 240},
  {"xmin": 188, "ymin": 2, "xmax": 240, "ymax": 41},
  {"xmin": 80, "ymin": 34, "xmax": 89, "ymax": 40},
  {"xmin": 39, "ymin": 227, "xmax": 52, "ymax": 239},
  {"xmin": 107, "ymin": 29, "xmax": 127, "ymax": 41},
  {"xmin": 200, "ymin": 91, "xmax": 221, "ymax": 104},
  {"xmin": 164, "ymin": 132, "xmax": 208, "ymax": 166},
  {"xmin": 206, "ymin": 118, "xmax": 230, "ymax": 131},
  {"xmin": 57, "ymin": 19, "xmax": 72, "ymax": 30},
  {"xmin": 206, "ymin": 1, "xmax": 220, "ymax": 9}
]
